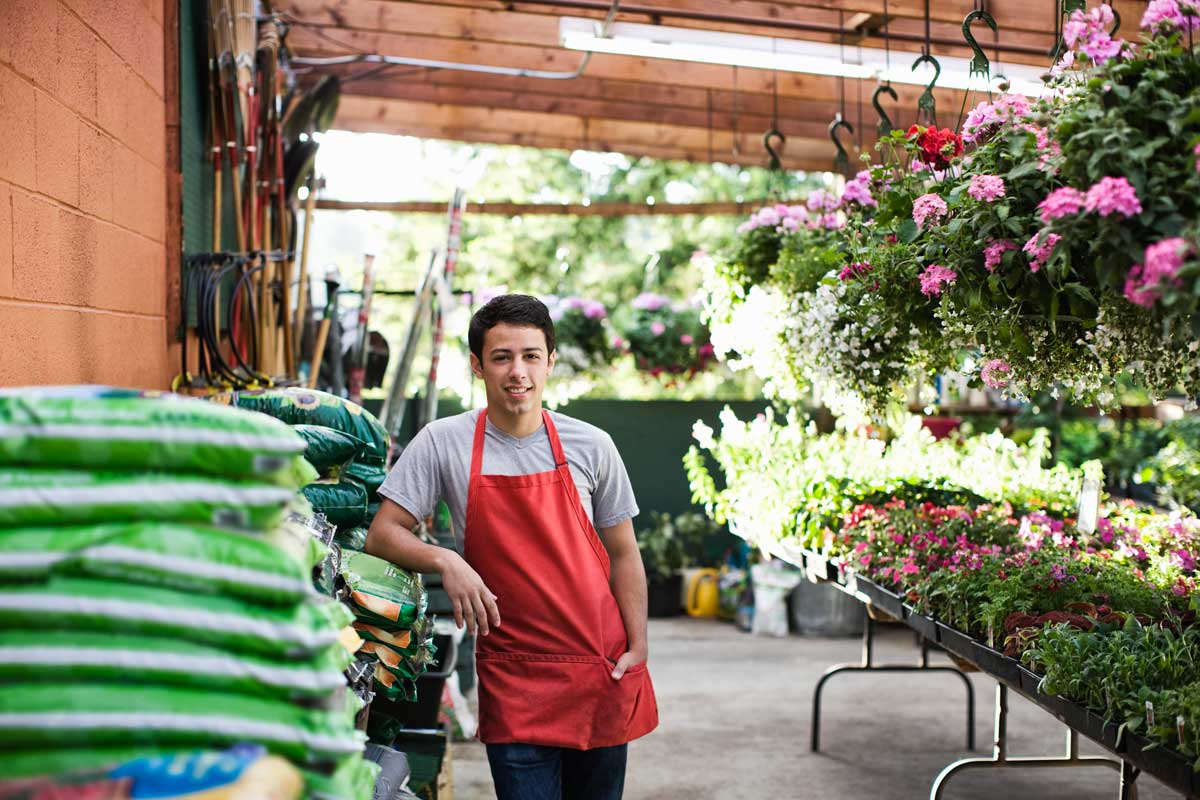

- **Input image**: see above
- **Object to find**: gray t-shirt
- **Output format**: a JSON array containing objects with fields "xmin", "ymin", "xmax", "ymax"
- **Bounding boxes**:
[{"xmin": 378, "ymin": 409, "xmax": 639, "ymax": 552}]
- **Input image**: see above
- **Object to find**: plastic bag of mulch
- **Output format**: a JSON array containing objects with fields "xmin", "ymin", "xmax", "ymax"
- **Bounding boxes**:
[
  {"xmin": 341, "ymin": 550, "xmax": 426, "ymax": 632},
  {"xmin": 0, "ymin": 521, "xmax": 315, "ymax": 605},
  {"xmin": 344, "ymin": 461, "xmax": 387, "ymax": 498},
  {"xmin": 294, "ymin": 425, "xmax": 364, "ymax": 479},
  {"xmin": 0, "ymin": 468, "xmax": 296, "ymax": 529},
  {"xmin": 0, "ymin": 629, "xmax": 351, "ymax": 700},
  {"xmin": 0, "ymin": 682, "xmax": 366, "ymax": 764},
  {"xmin": 0, "ymin": 577, "xmax": 352, "ymax": 658},
  {"xmin": 302, "ymin": 479, "xmax": 368, "ymax": 529},
  {"xmin": 0, "ymin": 744, "xmax": 304, "ymax": 799},
  {"xmin": 211, "ymin": 388, "xmax": 389, "ymax": 466},
  {"xmin": 0, "ymin": 386, "xmax": 306, "ymax": 480},
  {"xmin": 334, "ymin": 526, "xmax": 369, "ymax": 552}
]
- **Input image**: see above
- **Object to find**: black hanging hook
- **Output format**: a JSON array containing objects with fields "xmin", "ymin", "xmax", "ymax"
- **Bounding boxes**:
[
  {"xmin": 912, "ymin": 53, "xmax": 941, "ymax": 126},
  {"xmin": 962, "ymin": 10, "xmax": 998, "ymax": 81},
  {"xmin": 763, "ymin": 129, "xmax": 786, "ymax": 172},
  {"xmin": 1110, "ymin": 7, "xmax": 1121, "ymax": 35},
  {"xmin": 829, "ymin": 114, "xmax": 854, "ymax": 175},
  {"xmin": 872, "ymin": 84, "xmax": 899, "ymax": 137}
]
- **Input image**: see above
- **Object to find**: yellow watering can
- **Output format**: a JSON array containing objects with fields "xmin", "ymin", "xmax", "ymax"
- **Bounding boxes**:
[{"xmin": 685, "ymin": 568, "xmax": 721, "ymax": 618}]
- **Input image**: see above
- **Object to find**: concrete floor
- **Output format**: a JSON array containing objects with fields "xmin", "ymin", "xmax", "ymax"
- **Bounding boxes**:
[{"xmin": 451, "ymin": 618, "xmax": 1181, "ymax": 800}]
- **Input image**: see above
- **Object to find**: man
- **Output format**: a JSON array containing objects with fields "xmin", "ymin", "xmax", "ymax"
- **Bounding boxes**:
[{"xmin": 366, "ymin": 294, "xmax": 658, "ymax": 800}]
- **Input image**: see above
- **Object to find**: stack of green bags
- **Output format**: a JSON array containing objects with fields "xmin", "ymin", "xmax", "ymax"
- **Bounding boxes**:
[
  {"xmin": 211, "ymin": 388, "xmax": 389, "ymax": 538},
  {"xmin": 0, "ymin": 386, "xmax": 376, "ymax": 799}
]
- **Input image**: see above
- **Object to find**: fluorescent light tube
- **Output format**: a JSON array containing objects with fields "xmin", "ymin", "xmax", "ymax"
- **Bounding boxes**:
[{"xmin": 560, "ymin": 17, "xmax": 1046, "ymax": 97}]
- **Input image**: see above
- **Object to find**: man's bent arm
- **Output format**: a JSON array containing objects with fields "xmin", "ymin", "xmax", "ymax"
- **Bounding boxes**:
[
  {"xmin": 366, "ymin": 498, "xmax": 501, "ymax": 636},
  {"xmin": 598, "ymin": 518, "xmax": 649, "ymax": 679}
]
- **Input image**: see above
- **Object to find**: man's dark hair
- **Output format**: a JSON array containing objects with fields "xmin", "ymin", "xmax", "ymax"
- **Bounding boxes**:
[{"xmin": 468, "ymin": 294, "xmax": 556, "ymax": 361}]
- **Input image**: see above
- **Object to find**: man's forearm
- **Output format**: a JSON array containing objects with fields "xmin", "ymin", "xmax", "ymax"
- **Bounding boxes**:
[
  {"xmin": 365, "ymin": 518, "xmax": 452, "ymax": 575},
  {"xmin": 608, "ymin": 550, "xmax": 649, "ymax": 654}
]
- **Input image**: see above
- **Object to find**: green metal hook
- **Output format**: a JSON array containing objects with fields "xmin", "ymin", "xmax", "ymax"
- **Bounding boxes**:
[
  {"xmin": 763, "ymin": 128, "xmax": 786, "ymax": 172},
  {"xmin": 912, "ymin": 53, "xmax": 941, "ymax": 126},
  {"xmin": 872, "ymin": 84, "xmax": 899, "ymax": 137},
  {"xmin": 829, "ymin": 114, "xmax": 854, "ymax": 175},
  {"xmin": 962, "ymin": 10, "xmax": 998, "ymax": 81}
]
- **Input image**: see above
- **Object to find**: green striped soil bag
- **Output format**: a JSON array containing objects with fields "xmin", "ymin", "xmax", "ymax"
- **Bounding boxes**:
[
  {"xmin": 302, "ymin": 480, "xmax": 368, "ymax": 529},
  {"xmin": 0, "ymin": 630, "xmax": 350, "ymax": 700},
  {"xmin": 0, "ymin": 386, "xmax": 305, "ymax": 479},
  {"xmin": 212, "ymin": 388, "xmax": 389, "ymax": 465},
  {"xmin": 294, "ymin": 425, "xmax": 364, "ymax": 478},
  {"xmin": 0, "ymin": 522, "xmax": 314, "ymax": 605},
  {"xmin": 0, "ymin": 682, "xmax": 366, "ymax": 764},
  {"xmin": 0, "ymin": 577, "xmax": 352, "ymax": 658},
  {"xmin": 341, "ymin": 551, "xmax": 426, "ymax": 632},
  {"xmin": 0, "ymin": 468, "xmax": 295, "ymax": 529},
  {"xmin": 344, "ymin": 461, "xmax": 387, "ymax": 498}
]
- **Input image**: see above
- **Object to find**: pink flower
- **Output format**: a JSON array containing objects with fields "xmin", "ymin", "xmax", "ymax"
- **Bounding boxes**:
[
  {"xmin": 919, "ymin": 264, "xmax": 957, "ymax": 297},
  {"xmin": 806, "ymin": 189, "xmax": 840, "ymax": 212},
  {"xmin": 980, "ymin": 359, "xmax": 1012, "ymax": 389},
  {"xmin": 583, "ymin": 300, "xmax": 607, "ymax": 319},
  {"xmin": 1064, "ymin": 6, "xmax": 1126, "ymax": 65},
  {"xmin": 961, "ymin": 94, "xmax": 1032, "ymax": 143},
  {"xmin": 632, "ymin": 293, "xmax": 670, "ymax": 311},
  {"xmin": 1038, "ymin": 187, "xmax": 1085, "ymax": 223},
  {"xmin": 1195, "ymin": 142, "xmax": 1200, "ymax": 172},
  {"xmin": 968, "ymin": 174, "xmax": 1006, "ymax": 202},
  {"xmin": 680, "ymin": 334, "xmax": 695, "ymax": 345},
  {"xmin": 1022, "ymin": 231, "xmax": 1062, "ymax": 272},
  {"xmin": 649, "ymin": 321, "xmax": 666, "ymax": 336},
  {"xmin": 841, "ymin": 170, "xmax": 877, "ymax": 207},
  {"xmin": 838, "ymin": 262, "xmax": 874, "ymax": 281},
  {"xmin": 1084, "ymin": 176, "xmax": 1142, "ymax": 217},
  {"xmin": 1141, "ymin": 0, "xmax": 1200, "ymax": 31},
  {"xmin": 1123, "ymin": 237, "xmax": 1191, "ymax": 306},
  {"xmin": 611, "ymin": 337, "xmax": 626, "ymax": 349},
  {"xmin": 912, "ymin": 193, "xmax": 948, "ymax": 229},
  {"xmin": 983, "ymin": 239, "xmax": 1018, "ymax": 272},
  {"xmin": 780, "ymin": 217, "xmax": 801, "ymax": 232}
]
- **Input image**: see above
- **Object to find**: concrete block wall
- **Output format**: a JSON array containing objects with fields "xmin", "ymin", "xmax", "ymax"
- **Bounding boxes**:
[{"xmin": 0, "ymin": 0, "xmax": 171, "ymax": 388}]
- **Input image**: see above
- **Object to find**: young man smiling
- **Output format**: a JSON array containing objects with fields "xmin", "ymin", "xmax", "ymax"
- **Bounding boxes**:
[{"xmin": 367, "ymin": 294, "xmax": 658, "ymax": 800}]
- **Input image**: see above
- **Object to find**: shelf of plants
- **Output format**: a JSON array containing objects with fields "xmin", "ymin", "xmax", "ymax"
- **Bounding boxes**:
[
  {"xmin": 688, "ymin": 407, "xmax": 1200, "ymax": 798},
  {"xmin": 0, "ymin": 386, "xmax": 433, "ymax": 800}
]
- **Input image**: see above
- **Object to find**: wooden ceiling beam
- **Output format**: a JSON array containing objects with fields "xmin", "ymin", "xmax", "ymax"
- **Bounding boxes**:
[
  {"xmin": 287, "ymin": 27, "xmax": 974, "ymax": 110},
  {"xmin": 279, "ymin": 0, "xmax": 1064, "ymax": 66}
]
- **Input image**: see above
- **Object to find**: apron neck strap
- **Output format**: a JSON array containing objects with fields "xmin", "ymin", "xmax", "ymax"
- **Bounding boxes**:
[{"xmin": 471, "ymin": 409, "xmax": 568, "ymax": 478}]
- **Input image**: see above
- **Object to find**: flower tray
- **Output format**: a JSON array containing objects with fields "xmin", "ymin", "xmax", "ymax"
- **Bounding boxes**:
[
  {"xmin": 1017, "ymin": 665, "xmax": 1043, "ymax": 696},
  {"xmin": 967, "ymin": 640, "xmax": 1021, "ymax": 686},
  {"xmin": 904, "ymin": 606, "xmax": 939, "ymax": 642},
  {"xmin": 1122, "ymin": 730, "xmax": 1198, "ymax": 797},
  {"xmin": 935, "ymin": 622, "xmax": 977, "ymax": 665},
  {"xmin": 845, "ymin": 573, "xmax": 906, "ymax": 621},
  {"xmin": 1060, "ymin": 704, "xmax": 1122, "ymax": 753}
]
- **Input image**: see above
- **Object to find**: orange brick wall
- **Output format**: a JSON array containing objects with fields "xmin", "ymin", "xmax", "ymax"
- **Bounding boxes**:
[{"xmin": 0, "ymin": 0, "xmax": 172, "ymax": 389}]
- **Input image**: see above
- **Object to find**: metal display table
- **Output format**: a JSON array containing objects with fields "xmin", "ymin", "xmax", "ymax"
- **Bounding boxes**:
[{"xmin": 779, "ymin": 547, "xmax": 1200, "ymax": 800}]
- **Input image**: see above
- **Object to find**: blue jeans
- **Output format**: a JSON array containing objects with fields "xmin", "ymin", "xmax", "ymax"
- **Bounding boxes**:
[{"xmin": 486, "ymin": 742, "xmax": 628, "ymax": 800}]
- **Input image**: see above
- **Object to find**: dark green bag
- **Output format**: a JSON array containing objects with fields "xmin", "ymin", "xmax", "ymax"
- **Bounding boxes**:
[
  {"xmin": 302, "ymin": 480, "xmax": 368, "ymax": 529},
  {"xmin": 293, "ymin": 425, "xmax": 364, "ymax": 477},
  {"xmin": 344, "ymin": 461, "xmax": 387, "ymax": 498}
]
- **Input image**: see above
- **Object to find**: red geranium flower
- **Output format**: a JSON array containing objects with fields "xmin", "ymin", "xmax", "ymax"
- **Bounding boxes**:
[{"xmin": 907, "ymin": 124, "xmax": 964, "ymax": 170}]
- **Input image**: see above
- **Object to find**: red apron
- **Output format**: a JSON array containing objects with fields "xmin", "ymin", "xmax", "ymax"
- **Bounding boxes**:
[{"xmin": 463, "ymin": 409, "xmax": 658, "ymax": 750}]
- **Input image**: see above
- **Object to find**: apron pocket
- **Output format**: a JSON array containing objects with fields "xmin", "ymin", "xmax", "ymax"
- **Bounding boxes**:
[{"xmin": 476, "ymin": 652, "xmax": 653, "ymax": 749}]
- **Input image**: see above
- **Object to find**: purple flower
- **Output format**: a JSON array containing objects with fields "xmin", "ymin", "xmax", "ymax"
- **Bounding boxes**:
[
  {"xmin": 1084, "ymin": 176, "xmax": 1143, "ymax": 217},
  {"xmin": 649, "ymin": 321, "xmax": 666, "ymax": 336},
  {"xmin": 583, "ymin": 300, "xmax": 607, "ymax": 320},
  {"xmin": 632, "ymin": 293, "xmax": 670, "ymax": 311},
  {"xmin": 919, "ymin": 264, "xmax": 957, "ymax": 297},
  {"xmin": 968, "ymin": 174, "xmax": 1006, "ymax": 202},
  {"xmin": 912, "ymin": 193, "xmax": 949, "ymax": 229},
  {"xmin": 1022, "ymin": 231, "xmax": 1062, "ymax": 272},
  {"xmin": 1050, "ymin": 563, "xmax": 1068, "ymax": 581},
  {"xmin": 841, "ymin": 171, "xmax": 877, "ymax": 207},
  {"xmin": 1038, "ymin": 187, "xmax": 1085, "ymax": 223},
  {"xmin": 983, "ymin": 239, "xmax": 1018, "ymax": 272},
  {"xmin": 981, "ymin": 359, "xmax": 1012, "ymax": 389}
]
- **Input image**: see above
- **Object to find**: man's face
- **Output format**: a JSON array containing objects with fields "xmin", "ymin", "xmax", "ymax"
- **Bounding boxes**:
[{"xmin": 471, "ymin": 322, "xmax": 555, "ymax": 418}]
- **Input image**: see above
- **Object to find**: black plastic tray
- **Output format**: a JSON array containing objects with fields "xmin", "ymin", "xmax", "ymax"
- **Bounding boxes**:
[
  {"xmin": 1123, "ymin": 731, "xmax": 1198, "ymax": 796},
  {"xmin": 935, "ymin": 622, "xmax": 977, "ymax": 664},
  {"xmin": 848, "ymin": 574, "xmax": 907, "ymax": 621},
  {"xmin": 968, "ymin": 640, "xmax": 1021, "ymax": 686},
  {"xmin": 904, "ymin": 606, "xmax": 940, "ymax": 642}
]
